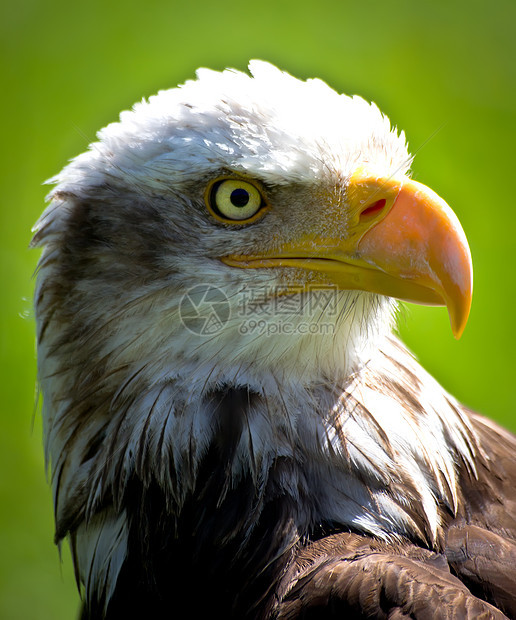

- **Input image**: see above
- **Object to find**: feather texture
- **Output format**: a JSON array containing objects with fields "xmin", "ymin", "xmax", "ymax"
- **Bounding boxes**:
[{"xmin": 33, "ymin": 62, "xmax": 516, "ymax": 618}]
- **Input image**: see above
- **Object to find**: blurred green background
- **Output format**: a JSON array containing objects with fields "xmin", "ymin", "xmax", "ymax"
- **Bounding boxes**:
[{"xmin": 1, "ymin": 0, "xmax": 515, "ymax": 617}]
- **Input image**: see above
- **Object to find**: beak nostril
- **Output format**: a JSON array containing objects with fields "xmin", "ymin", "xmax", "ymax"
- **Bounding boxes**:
[{"xmin": 360, "ymin": 198, "xmax": 386, "ymax": 219}]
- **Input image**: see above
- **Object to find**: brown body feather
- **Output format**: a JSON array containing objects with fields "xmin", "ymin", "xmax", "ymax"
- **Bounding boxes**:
[{"xmin": 278, "ymin": 412, "xmax": 516, "ymax": 619}]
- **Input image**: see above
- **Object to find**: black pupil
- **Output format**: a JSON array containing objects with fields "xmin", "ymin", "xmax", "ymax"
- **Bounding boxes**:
[{"xmin": 230, "ymin": 188, "xmax": 250, "ymax": 208}]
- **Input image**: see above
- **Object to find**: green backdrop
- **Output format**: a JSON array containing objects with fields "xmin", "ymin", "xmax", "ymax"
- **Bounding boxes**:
[{"xmin": 1, "ymin": 0, "xmax": 515, "ymax": 617}]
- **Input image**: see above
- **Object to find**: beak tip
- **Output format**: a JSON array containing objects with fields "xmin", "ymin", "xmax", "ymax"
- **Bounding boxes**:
[
  {"xmin": 452, "ymin": 326, "xmax": 464, "ymax": 340},
  {"xmin": 449, "ymin": 291, "xmax": 472, "ymax": 340}
]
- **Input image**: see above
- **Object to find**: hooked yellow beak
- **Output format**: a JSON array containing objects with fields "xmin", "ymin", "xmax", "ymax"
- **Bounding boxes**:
[{"xmin": 222, "ymin": 168, "xmax": 473, "ymax": 339}]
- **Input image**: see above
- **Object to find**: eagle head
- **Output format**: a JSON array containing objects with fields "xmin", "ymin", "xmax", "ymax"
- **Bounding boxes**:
[
  {"xmin": 32, "ymin": 61, "xmax": 483, "ymax": 618},
  {"xmin": 34, "ymin": 61, "xmax": 471, "ymax": 389}
]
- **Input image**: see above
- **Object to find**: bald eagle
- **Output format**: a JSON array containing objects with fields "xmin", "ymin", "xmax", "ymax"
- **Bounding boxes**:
[{"xmin": 33, "ymin": 62, "xmax": 516, "ymax": 619}]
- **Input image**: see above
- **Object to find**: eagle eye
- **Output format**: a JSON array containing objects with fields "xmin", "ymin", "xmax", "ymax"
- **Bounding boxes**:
[{"xmin": 206, "ymin": 178, "xmax": 268, "ymax": 223}]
